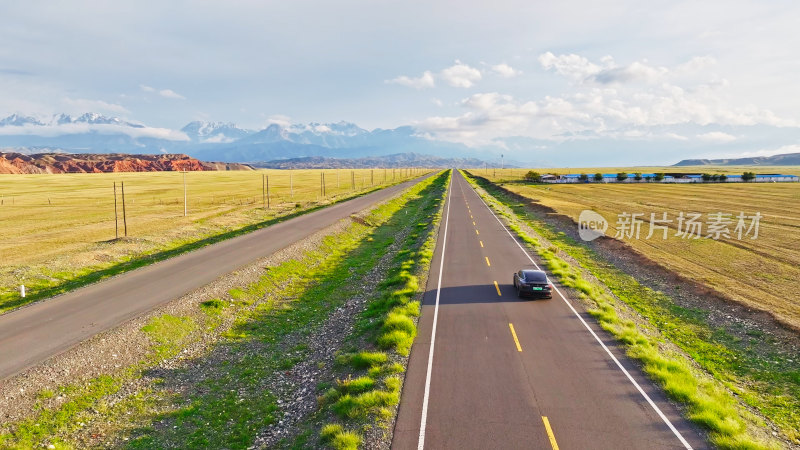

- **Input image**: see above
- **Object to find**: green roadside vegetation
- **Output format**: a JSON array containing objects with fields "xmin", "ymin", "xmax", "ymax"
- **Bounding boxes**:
[
  {"xmin": 310, "ymin": 171, "xmax": 449, "ymax": 449},
  {"xmin": 0, "ymin": 171, "xmax": 448, "ymax": 450},
  {"xmin": 462, "ymin": 170, "xmax": 791, "ymax": 449},
  {"xmin": 0, "ymin": 172, "xmax": 425, "ymax": 314}
]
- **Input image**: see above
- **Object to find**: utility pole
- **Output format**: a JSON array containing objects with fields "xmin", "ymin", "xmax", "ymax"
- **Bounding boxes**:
[
  {"xmin": 183, "ymin": 170, "xmax": 187, "ymax": 217},
  {"xmin": 371, "ymin": 169, "xmax": 374, "ymax": 186},
  {"xmin": 501, "ymin": 154, "xmax": 504, "ymax": 170},
  {"xmin": 113, "ymin": 182, "xmax": 118, "ymax": 240},
  {"xmin": 320, "ymin": 172, "xmax": 324, "ymax": 197},
  {"xmin": 351, "ymin": 171, "xmax": 355, "ymax": 190},
  {"xmin": 121, "ymin": 181, "xmax": 128, "ymax": 237}
]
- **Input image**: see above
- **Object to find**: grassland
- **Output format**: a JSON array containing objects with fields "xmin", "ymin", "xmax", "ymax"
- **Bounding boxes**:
[
  {"xmin": 0, "ymin": 168, "xmax": 426, "ymax": 313},
  {"xmin": 0, "ymin": 171, "xmax": 447, "ymax": 449},
  {"xmin": 476, "ymin": 165, "xmax": 800, "ymax": 177},
  {"xmin": 477, "ymin": 168, "xmax": 800, "ymax": 331},
  {"xmin": 465, "ymin": 171, "xmax": 799, "ymax": 446}
]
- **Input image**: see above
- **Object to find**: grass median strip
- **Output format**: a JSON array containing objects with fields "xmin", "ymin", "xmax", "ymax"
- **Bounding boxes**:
[
  {"xmin": 0, "ymin": 171, "xmax": 446, "ymax": 450},
  {"xmin": 309, "ymin": 170, "xmax": 450, "ymax": 449},
  {"xmin": 462, "ymin": 170, "xmax": 785, "ymax": 449}
]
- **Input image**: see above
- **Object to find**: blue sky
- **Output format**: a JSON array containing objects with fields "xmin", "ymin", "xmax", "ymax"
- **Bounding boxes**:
[{"xmin": 1, "ymin": 0, "xmax": 799, "ymax": 165}]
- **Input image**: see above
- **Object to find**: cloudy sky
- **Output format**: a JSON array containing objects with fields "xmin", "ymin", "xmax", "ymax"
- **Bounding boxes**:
[{"xmin": 1, "ymin": 0, "xmax": 799, "ymax": 165}]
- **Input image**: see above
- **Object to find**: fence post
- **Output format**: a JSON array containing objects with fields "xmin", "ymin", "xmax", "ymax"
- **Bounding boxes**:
[
  {"xmin": 121, "ymin": 181, "xmax": 128, "ymax": 237},
  {"xmin": 114, "ymin": 182, "xmax": 119, "ymax": 240}
]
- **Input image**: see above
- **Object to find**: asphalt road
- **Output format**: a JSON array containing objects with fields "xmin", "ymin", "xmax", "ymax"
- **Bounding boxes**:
[
  {"xmin": 0, "ymin": 175, "xmax": 430, "ymax": 380},
  {"xmin": 393, "ymin": 171, "xmax": 707, "ymax": 450}
]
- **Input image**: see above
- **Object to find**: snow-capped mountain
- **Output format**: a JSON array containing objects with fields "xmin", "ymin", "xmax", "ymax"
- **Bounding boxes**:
[
  {"xmin": 0, "ymin": 112, "xmax": 485, "ymax": 162},
  {"xmin": 181, "ymin": 121, "xmax": 252, "ymax": 144},
  {"xmin": 0, "ymin": 114, "xmax": 45, "ymax": 127}
]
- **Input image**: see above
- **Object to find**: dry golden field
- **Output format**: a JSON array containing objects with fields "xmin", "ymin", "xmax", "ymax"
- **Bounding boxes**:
[
  {"xmin": 0, "ymin": 168, "xmax": 425, "ymax": 310},
  {"xmin": 478, "ymin": 168, "xmax": 800, "ymax": 330}
]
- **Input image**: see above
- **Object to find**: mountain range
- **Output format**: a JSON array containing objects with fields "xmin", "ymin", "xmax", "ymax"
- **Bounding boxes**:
[
  {"xmin": 674, "ymin": 153, "xmax": 800, "ymax": 166},
  {"xmin": 253, "ymin": 153, "xmax": 492, "ymax": 169},
  {"xmin": 0, "ymin": 113, "xmax": 488, "ymax": 165}
]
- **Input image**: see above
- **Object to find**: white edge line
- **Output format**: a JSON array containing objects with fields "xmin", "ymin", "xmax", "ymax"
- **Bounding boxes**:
[
  {"xmin": 466, "ymin": 172, "xmax": 693, "ymax": 450},
  {"xmin": 417, "ymin": 170, "xmax": 453, "ymax": 450}
]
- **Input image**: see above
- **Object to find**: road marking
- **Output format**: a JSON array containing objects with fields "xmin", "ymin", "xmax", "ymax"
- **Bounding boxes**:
[
  {"xmin": 470, "ymin": 214, "xmax": 473, "ymax": 219},
  {"xmin": 479, "ymin": 240, "xmax": 484, "ymax": 248},
  {"xmin": 485, "ymin": 256, "xmax": 491, "ymax": 266},
  {"xmin": 418, "ymin": 172, "xmax": 453, "ymax": 450},
  {"xmin": 494, "ymin": 280, "xmax": 501, "ymax": 296},
  {"xmin": 469, "ymin": 176, "xmax": 694, "ymax": 450},
  {"xmin": 509, "ymin": 323, "xmax": 522, "ymax": 352},
  {"xmin": 473, "ymin": 221, "xmax": 476, "ymax": 226},
  {"xmin": 475, "ymin": 229, "xmax": 479, "ymax": 235},
  {"xmin": 542, "ymin": 416, "xmax": 560, "ymax": 450}
]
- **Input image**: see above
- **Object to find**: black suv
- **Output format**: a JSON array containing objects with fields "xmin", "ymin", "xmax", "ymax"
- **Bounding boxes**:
[{"xmin": 512, "ymin": 269, "xmax": 553, "ymax": 299}]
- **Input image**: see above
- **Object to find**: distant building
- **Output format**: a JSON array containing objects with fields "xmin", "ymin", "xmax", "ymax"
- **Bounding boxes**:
[{"xmin": 540, "ymin": 172, "xmax": 798, "ymax": 184}]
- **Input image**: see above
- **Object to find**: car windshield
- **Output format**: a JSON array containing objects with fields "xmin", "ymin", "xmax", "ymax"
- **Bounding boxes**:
[{"xmin": 523, "ymin": 271, "xmax": 547, "ymax": 282}]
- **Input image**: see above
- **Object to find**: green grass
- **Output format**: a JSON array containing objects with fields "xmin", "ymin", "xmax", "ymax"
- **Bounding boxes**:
[
  {"xmin": 462, "ymin": 170, "xmax": 783, "ymax": 449},
  {"xmin": 312, "ymin": 170, "xmax": 450, "ymax": 448},
  {"xmin": 0, "ymin": 171, "xmax": 446, "ymax": 449},
  {"xmin": 321, "ymin": 424, "xmax": 361, "ymax": 450}
]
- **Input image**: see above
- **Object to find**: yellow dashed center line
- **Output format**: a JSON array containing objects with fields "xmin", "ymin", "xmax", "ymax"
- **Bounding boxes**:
[
  {"xmin": 475, "ymin": 229, "xmax": 479, "ymax": 235},
  {"xmin": 494, "ymin": 280, "xmax": 501, "ymax": 296},
  {"xmin": 479, "ymin": 240, "xmax": 484, "ymax": 248},
  {"xmin": 473, "ymin": 221, "xmax": 476, "ymax": 226},
  {"xmin": 485, "ymin": 256, "xmax": 491, "ymax": 267},
  {"xmin": 509, "ymin": 323, "xmax": 522, "ymax": 352},
  {"xmin": 542, "ymin": 416, "xmax": 560, "ymax": 450}
]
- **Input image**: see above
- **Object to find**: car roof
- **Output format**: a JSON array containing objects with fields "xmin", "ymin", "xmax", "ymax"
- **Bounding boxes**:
[{"xmin": 521, "ymin": 270, "xmax": 547, "ymax": 279}]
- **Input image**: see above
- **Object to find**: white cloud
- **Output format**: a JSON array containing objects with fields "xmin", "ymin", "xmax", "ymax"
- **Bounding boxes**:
[
  {"xmin": 414, "ymin": 52, "xmax": 798, "ymax": 146},
  {"xmin": 159, "ymin": 89, "xmax": 186, "ymax": 100},
  {"xmin": 697, "ymin": 131, "xmax": 737, "ymax": 143},
  {"xmin": 416, "ymin": 92, "xmax": 539, "ymax": 145},
  {"xmin": 439, "ymin": 61, "xmax": 482, "ymax": 88},
  {"xmin": 139, "ymin": 84, "xmax": 156, "ymax": 93},
  {"xmin": 264, "ymin": 114, "xmax": 292, "ymax": 128},
  {"xmin": 491, "ymin": 63, "xmax": 522, "ymax": 78},
  {"xmin": 386, "ymin": 71, "xmax": 435, "ymax": 89},
  {"xmin": 431, "ymin": 98, "xmax": 443, "ymax": 107},
  {"xmin": 62, "ymin": 97, "xmax": 130, "ymax": 114},
  {"xmin": 0, "ymin": 122, "xmax": 189, "ymax": 141},
  {"xmin": 202, "ymin": 133, "xmax": 236, "ymax": 144},
  {"xmin": 538, "ymin": 52, "xmax": 601, "ymax": 82}
]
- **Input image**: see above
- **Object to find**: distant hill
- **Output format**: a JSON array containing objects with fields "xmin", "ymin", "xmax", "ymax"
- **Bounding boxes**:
[
  {"xmin": 0, "ymin": 152, "xmax": 252, "ymax": 174},
  {"xmin": 251, "ymin": 152, "xmax": 493, "ymax": 169},
  {"xmin": 674, "ymin": 152, "xmax": 800, "ymax": 166}
]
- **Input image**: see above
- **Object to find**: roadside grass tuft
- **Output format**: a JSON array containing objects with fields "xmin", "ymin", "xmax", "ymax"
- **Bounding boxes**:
[
  {"xmin": 321, "ymin": 423, "xmax": 360, "ymax": 450},
  {"xmin": 462, "ymin": 170, "xmax": 778, "ymax": 450},
  {"xmin": 199, "ymin": 298, "xmax": 226, "ymax": 316}
]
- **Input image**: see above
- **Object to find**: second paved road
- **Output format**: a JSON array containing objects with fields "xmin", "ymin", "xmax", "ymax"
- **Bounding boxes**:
[
  {"xmin": 393, "ymin": 171, "xmax": 707, "ymax": 449},
  {"xmin": 0, "ymin": 175, "xmax": 430, "ymax": 380}
]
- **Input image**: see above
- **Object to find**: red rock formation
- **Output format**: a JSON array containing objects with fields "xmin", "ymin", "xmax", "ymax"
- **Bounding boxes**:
[{"xmin": 0, "ymin": 152, "xmax": 220, "ymax": 174}]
